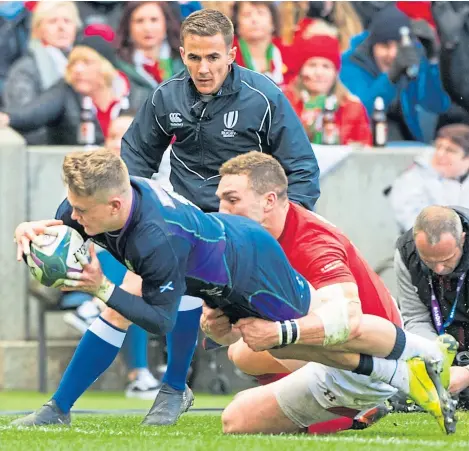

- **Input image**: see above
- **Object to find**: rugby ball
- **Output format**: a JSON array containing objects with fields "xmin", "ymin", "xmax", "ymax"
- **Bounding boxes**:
[{"xmin": 26, "ymin": 225, "xmax": 88, "ymax": 288}]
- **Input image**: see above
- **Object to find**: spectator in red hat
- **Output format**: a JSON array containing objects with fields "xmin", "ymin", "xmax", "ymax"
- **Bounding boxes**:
[
  {"xmin": 114, "ymin": 1, "xmax": 183, "ymax": 110},
  {"xmin": 2, "ymin": 1, "xmax": 81, "ymax": 144},
  {"xmin": 0, "ymin": 35, "xmax": 129, "ymax": 145},
  {"xmin": 283, "ymin": 34, "xmax": 372, "ymax": 146},
  {"xmin": 232, "ymin": 1, "xmax": 286, "ymax": 85}
]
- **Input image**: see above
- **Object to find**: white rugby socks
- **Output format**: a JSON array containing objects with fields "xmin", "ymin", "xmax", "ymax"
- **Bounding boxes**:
[
  {"xmin": 400, "ymin": 331, "xmax": 443, "ymax": 363},
  {"xmin": 370, "ymin": 357, "xmax": 409, "ymax": 393}
]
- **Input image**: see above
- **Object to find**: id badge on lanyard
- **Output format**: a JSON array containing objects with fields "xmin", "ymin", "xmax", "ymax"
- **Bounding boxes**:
[{"xmin": 429, "ymin": 273, "xmax": 466, "ymax": 335}]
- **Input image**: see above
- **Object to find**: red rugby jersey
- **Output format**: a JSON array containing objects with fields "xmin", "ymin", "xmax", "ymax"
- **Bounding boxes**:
[{"xmin": 278, "ymin": 202, "xmax": 401, "ymax": 326}]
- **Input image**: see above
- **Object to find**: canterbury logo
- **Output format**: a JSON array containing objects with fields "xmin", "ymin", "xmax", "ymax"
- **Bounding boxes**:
[
  {"xmin": 223, "ymin": 111, "xmax": 238, "ymax": 129},
  {"xmin": 169, "ymin": 113, "xmax": 182, "ymax": 123}
]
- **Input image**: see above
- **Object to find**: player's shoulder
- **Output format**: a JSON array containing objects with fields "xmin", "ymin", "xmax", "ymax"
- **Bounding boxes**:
[{"xmin": 288, "ymin": 203, "xmax": 346, "ymax": 247}]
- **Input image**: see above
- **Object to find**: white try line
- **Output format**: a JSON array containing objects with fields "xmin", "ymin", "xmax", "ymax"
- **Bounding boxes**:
[{"xmin": 0, "ymin": 425, "xmax": 467, "ymax": 448}]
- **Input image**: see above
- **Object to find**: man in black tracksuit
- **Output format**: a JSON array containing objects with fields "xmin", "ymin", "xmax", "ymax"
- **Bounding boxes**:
[
  {"xmin": 121, "ymin": 23, "xmax": 320, "ymax": 213},
  {"xmin": 396, "ymin": 205, "xmax": 469, "ymax": 406},
  {"xmin": 120, "ymin": 9, "xmax": 321, "ymax": 426}
]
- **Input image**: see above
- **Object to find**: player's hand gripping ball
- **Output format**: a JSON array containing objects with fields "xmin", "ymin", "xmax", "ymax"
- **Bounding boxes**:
[{"xmin": 26, "ymin": 225, "xmax": 89, "ymax": 288}]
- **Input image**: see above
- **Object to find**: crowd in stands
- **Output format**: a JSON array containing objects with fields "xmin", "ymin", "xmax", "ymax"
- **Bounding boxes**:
[
  {"xmin": 3, "ymin": 0, "xmax": 469, "ymax": 397},
  {"xmin": 2, "ymin": 0, "xmax": 469, "ymax": 148}
]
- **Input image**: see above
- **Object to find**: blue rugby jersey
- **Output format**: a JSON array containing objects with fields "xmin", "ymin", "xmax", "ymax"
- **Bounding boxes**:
[{"xmin": 56, "ymin": 177, "xmax": 311, "ymax": 334}]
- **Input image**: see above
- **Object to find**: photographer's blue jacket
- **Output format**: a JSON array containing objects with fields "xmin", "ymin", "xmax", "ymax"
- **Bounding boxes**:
[
  {"xmin": 340, "ymin": 32, "xmax": 450, "ymax": 142},
  {"xmin": 121, "ymin": 63, "xmax": 320, "ymax": 212}
]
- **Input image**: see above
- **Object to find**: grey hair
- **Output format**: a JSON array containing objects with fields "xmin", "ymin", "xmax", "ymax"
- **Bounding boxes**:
[{"xmin": 413, "ymin": 206, "xmax": 464, "ymax": 247}]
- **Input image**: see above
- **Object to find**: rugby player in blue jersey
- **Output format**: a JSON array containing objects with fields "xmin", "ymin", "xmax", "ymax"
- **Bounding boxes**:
[{"xmin": 12, "ymin": 149, "xmax": 311, "ymax": 427}]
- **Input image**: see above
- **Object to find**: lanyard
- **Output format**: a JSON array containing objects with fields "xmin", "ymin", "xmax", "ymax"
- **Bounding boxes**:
[{"xmin": 429, "ymin": 272, "xmax": 466, "ymax": 335}]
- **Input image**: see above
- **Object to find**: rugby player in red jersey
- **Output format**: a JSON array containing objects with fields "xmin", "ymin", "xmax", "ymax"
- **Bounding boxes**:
[{"xmin": 201, "ymin": 151, "xmax": 457, "ymax": 435}]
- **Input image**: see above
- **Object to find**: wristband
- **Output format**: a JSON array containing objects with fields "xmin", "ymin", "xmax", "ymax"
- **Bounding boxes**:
[
  {"xmin": 278, "ymin": 320, "xmax": 283, "ymax": 346},
  {"xmin": 276, "ymin": 320, "xmax": 301, "ymax": 346},
  {"xmin": 291, "ymin": 319, "xmax": 300, "ymax": 343}
]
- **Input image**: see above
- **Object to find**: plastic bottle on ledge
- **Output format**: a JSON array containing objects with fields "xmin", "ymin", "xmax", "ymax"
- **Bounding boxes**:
[
  {"xmin": 399, "ymin": 26, "xmax": 418, "ymax": 79},
  {"xmin": 78, "ymin": 96, "xmax": 96, "ymax": 149},
  {"xmin": 372, "ymin": 97, "xmax": 387, "ymax": 148},
  {"xmin": 322, "ymin": 95, "xmax": 339, "ymax": 145}
]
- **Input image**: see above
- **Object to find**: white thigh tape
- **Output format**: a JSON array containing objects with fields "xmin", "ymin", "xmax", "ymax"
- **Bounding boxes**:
[{"xmin": 314, "ymin": 296, "xmax": 351, "ymax": 346}]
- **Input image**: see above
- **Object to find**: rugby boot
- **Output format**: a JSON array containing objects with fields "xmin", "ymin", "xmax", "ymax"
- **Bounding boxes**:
[
  {"xmin": 10, "ymin": 400, "xmax": 70, "ymax": 427},
  {"xmin": 436, "ymin": 334, "xmax": 458, "ymax": 389},
  {"xmin": 142, "ymin": 383, "xmax": 194, "ymax": 426},
  {"xmin": 406, "ymin": 357, "xmax": 457, "ymax": 434},
  {"xmin": 388, "ymin": 391, "xmax": 423, "ymax": 413},
  {"xmin": 352, "ymin": 403, "xmax": 390, "ymax": 430}
]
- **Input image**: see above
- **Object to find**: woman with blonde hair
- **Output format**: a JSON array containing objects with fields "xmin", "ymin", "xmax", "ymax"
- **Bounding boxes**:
[
  {"xmin": 283, "ymin": 34, "xmax": 372, "ymax": 145},
  {"xmin": 3, "ymin": 1, "xmax": 81, "ymax": 143},
  {"xmin": 0, "ymin": 36, "xmax": 129, "ymax": 145}
]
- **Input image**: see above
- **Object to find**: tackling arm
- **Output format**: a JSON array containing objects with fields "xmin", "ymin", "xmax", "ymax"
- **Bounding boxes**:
[
  {"xmin": 295, "ymin": 282, "xmax": 362, "ymax": 346},
  {"xmin": 233, "ymin": 282, "xmax": 362, "ymax": 351}
]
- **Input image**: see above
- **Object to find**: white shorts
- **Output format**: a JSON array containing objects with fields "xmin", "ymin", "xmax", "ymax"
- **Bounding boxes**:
[{"xmin": 273, "ymin": 362, "xmax": 397, "ymax": 428}]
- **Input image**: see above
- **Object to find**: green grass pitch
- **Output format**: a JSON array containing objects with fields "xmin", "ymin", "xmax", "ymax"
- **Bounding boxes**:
[{"xmin": 1, "ymin": 391, "xmax": 469, "ymax": 451}]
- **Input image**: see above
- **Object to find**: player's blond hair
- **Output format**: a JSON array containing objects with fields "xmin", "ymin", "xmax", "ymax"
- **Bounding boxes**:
[
  {"xmin": 220, "ymin": 151, "xmax": 288, "ymax": 199},
  {"xmin": 62, "ymin": 149, "xmax": 130, "ymax": 199},
  {"xmin": 181, "ymin": 9, "xmax": 234, "ymax": 47}
]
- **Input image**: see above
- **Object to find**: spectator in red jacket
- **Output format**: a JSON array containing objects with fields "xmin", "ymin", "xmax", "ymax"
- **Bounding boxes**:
[{"xmin": 283, "ymin": 34, "xmax": 372, "ymax": 146}]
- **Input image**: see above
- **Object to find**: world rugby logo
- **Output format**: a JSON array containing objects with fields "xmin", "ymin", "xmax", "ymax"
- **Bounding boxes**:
[
  {"xmin": 222, "ymin": 111, "xmax": 238, "ymax": 138},
  {"xmin": 223, "ymin": 111, "xmax": 238, "ymax": 129}
]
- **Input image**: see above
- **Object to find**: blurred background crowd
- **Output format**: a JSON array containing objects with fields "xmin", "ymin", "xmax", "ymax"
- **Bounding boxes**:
[
  {"xmin": 2, "ymin": 1, "xmax": 469, "ymax": 148},
  {"xmin": 3, "ymin": 0, "xmax": 469, "ymax": 398}
]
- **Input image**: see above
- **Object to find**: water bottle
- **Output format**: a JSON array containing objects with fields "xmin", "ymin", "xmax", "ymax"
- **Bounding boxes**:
[
  {"xmin": 399, "ymin": 26, "xmax": 418, "ymax": 79},
  {"xmin": 322, "ymin": 95, "xmax": 339, "ymax": 145},
  {"xmin": 372, "ymin": 97, "xmax": 387, "ymax": 147},
  {"xmin": 77, "ymin": 96, "xmax": 96, "ymax": 147}
]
